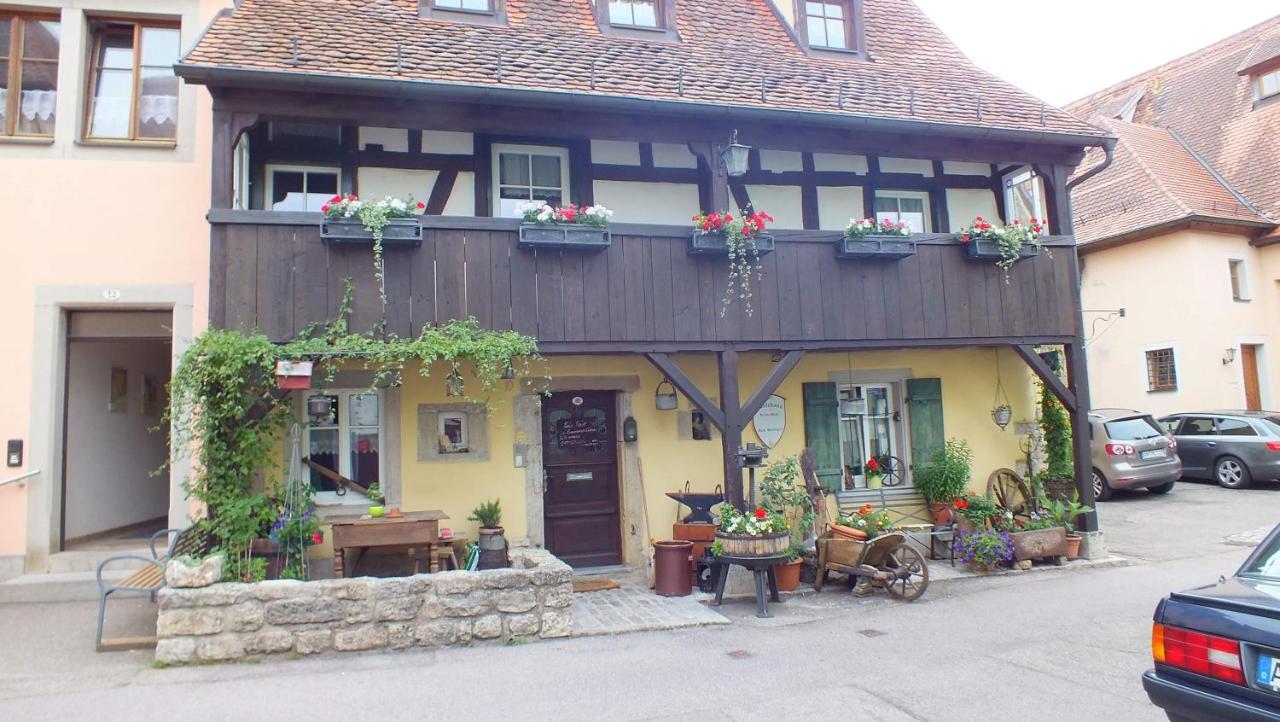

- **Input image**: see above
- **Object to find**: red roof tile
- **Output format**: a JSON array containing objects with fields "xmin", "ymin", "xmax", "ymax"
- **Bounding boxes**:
[
  {"xmin": 180, "ymin": 0, "xmax": 1104, "ymax": 141},
  {"xmin": 1068, "ymin": 16, "xmax": 1280, "ymax": 230}
]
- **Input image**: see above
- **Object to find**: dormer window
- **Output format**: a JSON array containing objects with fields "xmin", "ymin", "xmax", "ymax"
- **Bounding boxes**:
[
  {"xmin": 436, "ymin": 0, "xmax": 490, "ymax": 10},
  {"xmin": 1255, "ymin": 69, "xmax": 1280, "ymax": 102},
  {"xmin": 594, "ymin": 0, "xmax": 677, "ymax": 40},
  {"xmin": 791, "ymin": 0, "xmax": 866, "ymax": 58},
  {"xmin": 421, "ymin": 0, "xmax": 506, "ymax": 25}
]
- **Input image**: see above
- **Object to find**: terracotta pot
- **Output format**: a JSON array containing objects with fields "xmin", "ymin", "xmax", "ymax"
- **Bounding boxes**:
[
  {"xmin": 830, "ymin": 523, "xmax": 868, "ymax": 541},
  {"xmin": 928, "ymin": 502, "xmax": 954, "ymax": 526},
  {"xmin": 1065, "ymin": 533, "xmax": 1082, "ymax": 560},
  {"xmin": 774, "ymin": 559, "xmax": 803, "ymax": 592}
]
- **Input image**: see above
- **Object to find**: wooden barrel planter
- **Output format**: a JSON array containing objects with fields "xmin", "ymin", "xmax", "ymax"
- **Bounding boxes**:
[{"xmin": 714, "ymin": 530, "xmax": 790, "ymax": 557}]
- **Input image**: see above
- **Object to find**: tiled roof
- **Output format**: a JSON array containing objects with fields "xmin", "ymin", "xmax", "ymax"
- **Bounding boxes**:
[
  {"xmin": 1067, "ymin": 15, "xmax": 1280, "ymax": 229},
  {"xmin": 179, "ymin": 0, "xmax": 1104, "ymax": 141},
  {"xmin": 1238, "ymin": 31, "xmax": 1280, "ymax": 75},
  {"xmin": 1071, "ymin": 117, "xmax": 1270, "ymax": 245}
]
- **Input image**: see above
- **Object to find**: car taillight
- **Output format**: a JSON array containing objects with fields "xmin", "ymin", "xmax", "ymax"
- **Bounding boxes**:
[
  {"xmin": 1106, "ymin": 443, "xmax": 1136, "ymax": 456},
  {"xmin": 1266, "ymin": 441, "xmax": 1280, "ymax": 452},
  {"xmin": 1152, "ymin": 623, "xmax": 1245, "ymax": 685}
]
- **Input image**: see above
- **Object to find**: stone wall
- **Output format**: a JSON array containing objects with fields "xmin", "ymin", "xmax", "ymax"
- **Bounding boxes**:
[{"xmin": 155, "ymin": 549, "xmax": 573, "ymax": 665}]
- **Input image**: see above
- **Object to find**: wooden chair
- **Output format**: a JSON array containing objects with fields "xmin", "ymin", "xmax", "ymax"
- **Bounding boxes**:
[{"xmin": 95, "ymin": 525, "xmax": 209, "ymax": 652}]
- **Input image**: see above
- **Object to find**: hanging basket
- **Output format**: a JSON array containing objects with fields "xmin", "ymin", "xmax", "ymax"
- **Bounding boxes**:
[
  {"xmin": 655, "ymin": 380, "xmax": 678, "ymax": 410},
  {"xmin": 992, "ymin": 405, "xmax": 1013, "ymax": 430}
]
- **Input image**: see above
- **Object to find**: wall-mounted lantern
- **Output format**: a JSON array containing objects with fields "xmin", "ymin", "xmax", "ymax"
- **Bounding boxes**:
[
  {"xmin": 719, "ymin": 129, "xmax": 751, "ymax": 178},
  {"xmin": 1222, "ymin": 348, "xmax": 1237, "ymax": 366},
  {"xmin": 655, "ymin": 379, "xmax": 678, "ymax": 411},
  {"xmin": 622, "ymin": 416, "xmax": 638, "ymax": 442}
]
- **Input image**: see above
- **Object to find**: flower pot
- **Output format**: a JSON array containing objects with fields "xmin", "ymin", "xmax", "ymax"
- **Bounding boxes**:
[
  {"xmin": 654, "ymin": 540, "xmax": 694, "ymax": 597},
  {"xmin": 1008, "ymin": 526, "xmax": 1068, "ymax": 562},
  {"xmin": 866, "ymin": 475, "xmax": 882, "ymax": 490},
  {"xmin": 713, "ymin": 530, "xmax": 790, "ymax": 557},
  {"xmin": 830, "ymin": 523, "xmax": 868, "ymax": 541},
  {"xmin": 960, "ymin": 238, "xmax": 1039, "ymax": 261},
  {"xmin": 518, "ymin": 223, "xmax": 611, "ymax": 250},
  {"xmin": 320, "ymin": 217, "xmax": 423, "ymax": 247},
  {"xmin": 687, "ymin": 231, "xmax": 776, "ymax": 257},
  {"xmin": 478, "ymin": 526, "xmax": 506, "ymax": 551},
  {"xmin": 928, "ymin": 502, "xmax": 954, "ymax": 526},
  {"xmin": 992, "ymin": 406, "xmax": 1013, "ymax": 429},
  {"xmin": 835, "ymin": 235, "xmax": 917, "ymax": 260},
  {"xmin": 1065, "ymin": 533, "xmax": 1082, "ymax": 560},
  {"xmin": 368, "ymin": 505, "xmax": 385, "ymax": 518},
  {"xmin": 774, "ymin": 558, "xmax": 803, "ymax": 592}
]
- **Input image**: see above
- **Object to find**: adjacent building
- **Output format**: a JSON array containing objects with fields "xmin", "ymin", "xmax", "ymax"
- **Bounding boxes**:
[{"xmin": 1068, "ymin": 16, "xmax": 1280, "ymax": 416}]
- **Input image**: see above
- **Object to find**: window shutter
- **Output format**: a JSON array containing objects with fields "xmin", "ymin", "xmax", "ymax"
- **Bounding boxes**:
[
  {"xmin": 802, "ymin": 382, "xmax": 842, "ymax": 492},
  {"xmin": 906, "ymin": 378, "xmax": 944, "ymax": 470}
]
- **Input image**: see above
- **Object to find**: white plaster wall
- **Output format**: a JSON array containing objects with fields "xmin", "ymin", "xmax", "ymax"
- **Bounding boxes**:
[
  {"xmin": 942, "ymin": 161, "xmax": 991, "ymax": 176},
  {"xmin": 591, "ymin": 140, "xmax": 641, "ymax": 165},
  {"xmin": 879, "ymin": 157, "xmax": 934, "ymax": 176},
  {"xmin": 423, "ymin": 130, "xmax": 474, "ymax": 155},
  {"xmin": 359, "ymin": 127, "xmax": 409, "ymax": 152},
  {"xmin": 817, "ymin": 186, "xmax": 865, "ymax": 230},
  {"xmin": 945, "ymin": 189, "xmax": 999, "ymax": 232},
  {"xmin": 443, "ymin": 172, "xmax": 476, "ymax": 216},
  {"xmin": 63, "ymin": 340, "xmax": 171, "ymax": 540},
  {"xmin": 652, "ymin": 143, "xmax": 698, "ymax": 168},
  {"xmin": 742, "ymin": 185, "xmax": 804, "ymax": 229},
  {"xmin": 759, "ymin": 149, "xmax": 804, "ymax": 172},
  {"xmin": 357, "ymin": 168, "xmax": 439, "ymax": 201},
  {"xmin": 592, "ymin": 181, "xmax": 700, "ymax": 224},
  {"xmin": 813, "ymin": 153, "xmax": 868, "ymax": 173}
]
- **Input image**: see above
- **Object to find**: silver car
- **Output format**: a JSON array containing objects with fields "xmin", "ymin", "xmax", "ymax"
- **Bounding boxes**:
[
  {"xmin": 1159, "ymin": 411, "xmax": 1280, "ymax": 489},
  {"xmin": 1090, "ymin": 409, "xmax": 1182, "ymax": 501}
]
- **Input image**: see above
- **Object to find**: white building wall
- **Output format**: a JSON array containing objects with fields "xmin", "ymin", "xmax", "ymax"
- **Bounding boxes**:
[{"xmin": 592, "ymin": 181, "xmax": 701, "ymax": 224}]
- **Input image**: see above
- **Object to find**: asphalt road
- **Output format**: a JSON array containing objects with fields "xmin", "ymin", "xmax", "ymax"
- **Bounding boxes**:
[{"xmin": 0, "ymin": 479, "xmax": 1275, "ymax": 721}]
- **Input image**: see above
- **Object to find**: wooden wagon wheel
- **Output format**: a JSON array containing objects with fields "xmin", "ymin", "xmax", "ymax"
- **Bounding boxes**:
[
  {"xmin": 876, "ymin": 455, "xmax": 906, "ymax": 487},
  {"xmin": 987, "ymin": 468, "xmax": 1033, "ymax": 517},
  {"xmin": 880, "ymin": 542, "xmax": 928, "ymax": 601}
]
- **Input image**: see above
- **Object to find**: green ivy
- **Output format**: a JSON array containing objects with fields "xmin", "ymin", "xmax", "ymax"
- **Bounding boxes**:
[
  {"xmin": 1040, "ymin": 371, "xmax": 1073, "ymax": 482},
  {"xmin": 166, "ymin": 282, "xmax": 539, "ymax": 581}
]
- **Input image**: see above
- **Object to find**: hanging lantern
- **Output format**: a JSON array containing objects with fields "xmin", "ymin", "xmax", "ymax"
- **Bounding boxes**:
[
  {"xmin": 446, "ymin": 370, "xmax": 465, "ymax": 397},
  {"xmin": 655, "ymin": 379, "xmax": 678, "ymax": 410},
  {"xmin": 306, "ymin": 394, "xmax": 333, "ymax": 422},
  {"xmin": 991, "ymin": 404, "xmax": 1013, "ymax": 430},
  {"xmin": 720, "ymin": 129, "xmax": 751, "ymax": 178}
]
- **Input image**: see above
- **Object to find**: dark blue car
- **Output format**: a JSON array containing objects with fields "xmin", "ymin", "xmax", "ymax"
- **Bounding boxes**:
[{"xmin": 1144, "ymin": 524, "xmax": 1280, "ymax": 721}]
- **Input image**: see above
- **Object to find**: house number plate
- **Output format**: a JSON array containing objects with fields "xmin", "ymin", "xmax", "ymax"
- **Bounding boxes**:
[{"xmin": 566, "ymin": 472, "xmax": 594, "ymax": 482}]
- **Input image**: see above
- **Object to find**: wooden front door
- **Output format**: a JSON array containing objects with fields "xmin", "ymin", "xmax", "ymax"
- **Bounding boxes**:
[
  {"xmin": 1242, "ymin": 345, "xmax": 1262, "ymax": 411},
  {"xmin": 541, "ymin": 391, "xmax": 622, "ymax": 567}
]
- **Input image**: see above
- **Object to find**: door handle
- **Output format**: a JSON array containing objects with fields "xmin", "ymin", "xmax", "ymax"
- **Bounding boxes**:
[{"xmin": 1206, "ymin": 442, "xmax": 1217, "ymax": 447}]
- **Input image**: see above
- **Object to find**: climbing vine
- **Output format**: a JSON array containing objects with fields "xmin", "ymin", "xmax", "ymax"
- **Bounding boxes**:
[{"xmin": 166, "ymin": 283, "xmax": 540, "ymax": 581}]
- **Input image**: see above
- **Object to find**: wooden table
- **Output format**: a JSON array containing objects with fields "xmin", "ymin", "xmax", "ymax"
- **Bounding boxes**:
[{"xmin": 331, "ymin": 510, "xmax": 448, "ymax": 578}]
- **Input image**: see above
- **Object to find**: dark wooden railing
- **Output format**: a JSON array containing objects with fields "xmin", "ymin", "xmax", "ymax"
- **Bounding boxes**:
[{"xmin": 209, "ymin": 211, "xmax": 1080, "ymax": 351}]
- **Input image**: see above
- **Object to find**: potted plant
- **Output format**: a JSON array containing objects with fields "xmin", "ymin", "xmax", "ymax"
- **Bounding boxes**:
[
  {"xmin": 955, "ymin": 215, "xmax": 1047, "ymax": 282},
  {"xmin": 759, "ymin": 456, "xmax": 816, "ymax": 592},
  {"xmin": 516, "ymin": 201, "xmax": 613, "ymax": 250},
  {"xmin": 689, "ymin": 209, "xmax": 775, "ymax": 318},
  {"xmin": 711, "ymin": 505, "xmax": 791, "ymax": 558},
  {"xmin": 953, "ymin": 494, "xmax": 1001, "ymax": 533},
  {"xmin": 952, "ymin": 529, "xmax": 1015, "ymax": 573},
  {"xmin": 365, "ymin": 482, "xmax": 385, "ymax": 518},
  {"xmin": 991, "ymin": 506, "xmax": 1068, "ymax": 563},
  {"xmin": 836, "ymin": 217, "xmax": 917, "ymax": 260},
  {"xmin": 469, "ymin": 499, "xmax": 504, "ymax": 551},
  {"xmin": 1041, "ymin": 492, "xmax": 1094, "ymax": 560},
  {"xmin": 914, "ymin": 439, "xmax": 974, "ymax": 525},
  {"xmin": 991, "ymin": 403, "xmax": 1013, "ymax": 430},
  {"xmin": 320, "ymin": 194, "xmax": 426, "ymax": 309},
  {"xmin": 832, "ymin": 503, "xmax": 893, "ymax": 540},
  {"xmin": 865, "ymin": 457, "xmax": 884, "ymax": 490}
]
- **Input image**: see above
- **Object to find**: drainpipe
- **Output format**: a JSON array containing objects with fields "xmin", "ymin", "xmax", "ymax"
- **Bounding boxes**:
[{"xmin": 1066, "ymin": 138, "xmax": 1116, "ymax": 191}]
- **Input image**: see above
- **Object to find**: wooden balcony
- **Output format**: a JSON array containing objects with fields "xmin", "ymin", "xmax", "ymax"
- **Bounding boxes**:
[{"xmin": 209, "ymin": 211, "xmax": 1082, "ymax": 352}]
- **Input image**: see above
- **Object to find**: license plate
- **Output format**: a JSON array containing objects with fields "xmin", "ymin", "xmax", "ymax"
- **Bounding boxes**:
[
  {"xmin": 1259, "ymin": 654, "xmax": 1280, "ymax": 691},
  {"xmin": 1140, "ymin": 449, "xmax": 1167, "ymax": 460}
]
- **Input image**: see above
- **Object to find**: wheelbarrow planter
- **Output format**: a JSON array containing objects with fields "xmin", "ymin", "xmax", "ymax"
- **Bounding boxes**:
[
  {"xmin": 813, "ymin": 530, "xmax": 929, "ymax": 601},
  {"xmin": 320, "ymin": 217, "xmax": 423, "ymax": 247},
  {"xmin": 518, "ymin": 223, "xmax": 611, "ymax": 250},
  {"xmin": 836, "ymin": 235, "xmax": 918, "ymax": 260},
  {"xmin": 1008, "ymin": 526, "xmax": 1068, "ymax": 564},
  {"xmin": 688, "ymin": 231, "xmax": 776, "ymax": 257}
]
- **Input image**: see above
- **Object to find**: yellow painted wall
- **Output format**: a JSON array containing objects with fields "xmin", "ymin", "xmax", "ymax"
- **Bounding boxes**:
[
  {"xmin": 388, "ymin": 348, "xmax": 1033, "ymax": 553},
  {"xmin": 1081, "ymin": 229, "xmax": 1277, "ymax": 416}
]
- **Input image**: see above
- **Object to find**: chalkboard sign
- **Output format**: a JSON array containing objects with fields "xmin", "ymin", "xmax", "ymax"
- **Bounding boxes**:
[{"xmin": 556, "ymin": 417, "xmax": 603, "ymax": 450}]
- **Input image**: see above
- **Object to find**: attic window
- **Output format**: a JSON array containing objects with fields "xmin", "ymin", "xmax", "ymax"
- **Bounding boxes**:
[
  {"xmin": 1256, "ymin": 69, "xmax": 1280, "ymax": 102},
  {"xmin": 421, "ymin": 0, "xmax": 506, "ymax": 25},
  {"xmin": 792, "ymin": 0, "xmax": 866, "ymax": 59},
  {"xmin": 595, "ymin": 0, "xmax": 678, "ymax": 40}
]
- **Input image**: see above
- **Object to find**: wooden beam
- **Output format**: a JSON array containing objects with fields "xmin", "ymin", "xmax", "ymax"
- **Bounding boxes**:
[
  {"xmin": 742, "ymin": 350, "xmax": 806, "ymax": 420},
  {"xmin": 1012, "ymin": 345, "xmax": 1076, "ymax": 414},
  {"xmin": 1066, "ymin": 342, "xmax": 1099, "ymax": 532},
  {"xmin": 643, "ymin": 353, "xmax": 725, "ymax": 431},
  {"xmin": 424, "ymin": 169, "xmax": 458, "ymax": 215},
  {"xmin": 718, "ymin": 349, "xmax": 745, "ymax": 509},
  {"xmin": 689, "ymin": 142, "xmax": 729, "ymax": 212}
]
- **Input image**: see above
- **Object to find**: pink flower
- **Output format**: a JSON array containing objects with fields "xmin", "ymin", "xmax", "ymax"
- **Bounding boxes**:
[{"xmin": 320, "ymin": 204, "xmax": 330, "ymax": 213}]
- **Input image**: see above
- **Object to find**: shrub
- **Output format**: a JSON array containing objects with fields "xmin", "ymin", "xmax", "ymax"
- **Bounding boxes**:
[{"xmin": 914, "ymin": 439, "xmax": 974, "ymax": 503}]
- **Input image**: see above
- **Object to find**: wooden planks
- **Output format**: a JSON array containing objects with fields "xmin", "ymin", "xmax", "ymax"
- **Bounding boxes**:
[{"xmin": 214, "ymin": 223, "xmax": 1080, "ymax": 346}]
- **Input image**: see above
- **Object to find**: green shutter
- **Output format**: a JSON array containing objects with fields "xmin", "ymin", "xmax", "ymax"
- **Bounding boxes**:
[
  {"xmin": 907, "ymin": 378, "xmax": 945, "ymax": 470},
  {"xmin": 803, "ymin": 382, "xmax": 843, "ymax": 492}
]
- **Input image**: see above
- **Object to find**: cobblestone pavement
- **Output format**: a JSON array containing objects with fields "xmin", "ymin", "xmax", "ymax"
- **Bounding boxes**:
[{"xmin": 571, "ymin": 587, "xmax": 730, "ymax": 636}]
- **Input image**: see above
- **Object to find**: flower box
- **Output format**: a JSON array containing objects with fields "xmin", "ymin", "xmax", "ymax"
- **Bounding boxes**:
[
  {"xmin": 1008, "ymin": 526, "xmax": 1068, "ymax": 562},
  {"xmin": 320, "ymin": 217, "xmax": 423, "ymax": 247},
  {"xmin": 518, "ymin": 223, "xmax": 611, "ymax": 251},
  {"xmin": 688, "ymin": 231, "xmax": 776, "ymax": 257},
  {"xmin": 961, "ymin": 238, "xmax": 1038, "ymax": 261},
  {"xmin": 836, "ymin": 235, "xmax": 917, "ymax": 260},
  {"xmin": 713, "ymin": 530, "xmax": 790, "ymax": 558}
]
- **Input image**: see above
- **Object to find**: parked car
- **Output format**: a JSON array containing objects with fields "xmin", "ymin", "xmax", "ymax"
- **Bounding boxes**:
[
  {"xmin": 1090, "ymin": 408, "xmax": 1182, "ymax": 501},
  {"xmin": 1159, "ymin": 411, "xmax": 1280, "ymax": 489},
  {"xmin": 1143, "ymin": 523, "xmax": 1280, "ymax": 721}
]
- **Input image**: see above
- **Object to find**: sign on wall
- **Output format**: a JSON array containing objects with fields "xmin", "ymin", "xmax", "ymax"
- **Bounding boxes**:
[{"xmin": 752, "ymin": 395, "xmax": 786, "ymax": 448}]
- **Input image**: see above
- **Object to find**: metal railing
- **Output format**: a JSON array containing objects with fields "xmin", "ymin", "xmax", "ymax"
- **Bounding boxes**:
[{"xmin": 0, "ymin": 469, "xmax": 39, "ymax": 489}]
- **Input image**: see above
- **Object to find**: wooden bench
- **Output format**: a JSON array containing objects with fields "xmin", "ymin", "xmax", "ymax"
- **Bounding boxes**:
[{"xmin": 95, "ymin": 525, "xmax": 209, "ymax": 652}]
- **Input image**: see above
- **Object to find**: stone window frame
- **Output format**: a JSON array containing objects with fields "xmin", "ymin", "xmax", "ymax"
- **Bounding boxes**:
[{"xmin": 419, "ymin": 403, "xmax": 490, "ymax": 462}]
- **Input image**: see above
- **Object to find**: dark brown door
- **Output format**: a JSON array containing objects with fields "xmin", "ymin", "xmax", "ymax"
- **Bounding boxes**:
[
  {"xmin": 1242, "ymin": 345, "xmax": 1262, "ymax": 411},
  {"xmin": 541, "ymin": 391, "xmax": 621, "ymax": 567}
]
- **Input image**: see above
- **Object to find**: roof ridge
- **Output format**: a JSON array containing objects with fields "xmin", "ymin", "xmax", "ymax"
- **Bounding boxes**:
[{"xmin": 1065, "ymin": 14, "xmax": 1280, "ymax": 109}]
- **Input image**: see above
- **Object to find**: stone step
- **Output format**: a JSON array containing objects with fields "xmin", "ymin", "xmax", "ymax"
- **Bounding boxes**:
[
  {"xmin": 0, "ymin": 570, "xmax": 133, "ymax": 604},
  {"xmin": 48, "ymin": 548, "xmax": 152, "ymax": 574}
]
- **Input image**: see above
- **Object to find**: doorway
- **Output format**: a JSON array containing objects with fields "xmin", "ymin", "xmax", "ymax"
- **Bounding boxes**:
[
  {"xmin": 61, "ymin": 311, "xmax": 172, "ymax": 550},
  {"xmin": 540, "ymin": 390, "xmax": 622, "ymax": 568},
  {"xmin": 1241, "ymin": 344, "xmax": 1262, "ymax": 411}
]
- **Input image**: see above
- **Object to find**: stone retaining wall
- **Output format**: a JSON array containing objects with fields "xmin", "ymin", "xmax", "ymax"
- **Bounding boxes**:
[{"xmin": 155, "ymin": 549, "xmax": 573, "ymax": 664}]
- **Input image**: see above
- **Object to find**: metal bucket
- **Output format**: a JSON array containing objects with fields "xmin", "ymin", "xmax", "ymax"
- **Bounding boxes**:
[{"xmin": 653, "ymin": 540, "xmax": 694, "ymax": 597}]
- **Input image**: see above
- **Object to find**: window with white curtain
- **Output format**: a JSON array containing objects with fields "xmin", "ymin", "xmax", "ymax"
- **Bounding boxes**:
[
  {"xmin": 85, "ymin": 19, "xmax": 180, "ymax": 142},
  {"xmin": 1, "ymin": 13, "xmax": 60, "ymax": 138},
  {"xmin": 874, "ymin": 190, "xmax": 931, "ymax": 233}
]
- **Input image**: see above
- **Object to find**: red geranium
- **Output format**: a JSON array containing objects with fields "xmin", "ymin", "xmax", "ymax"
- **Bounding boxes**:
[
  {"xmin": 754, "ymin": 507, "xmax": 767, "ymax": 520},
  {"xmin": 311, "ymin": 532, "xmax": 323, "ymax": 545},
  {"xmin": 866, "ymin": 457, "xmax": 879, "ymax": 472},
  {"xmin": 954, "ymin": 498, "xmax": 969, "ymax": 511}
]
